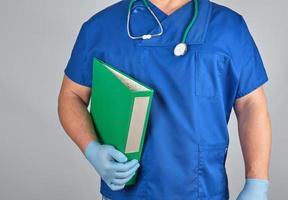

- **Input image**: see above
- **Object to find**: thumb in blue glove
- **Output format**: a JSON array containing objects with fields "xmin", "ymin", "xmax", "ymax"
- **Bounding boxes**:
[
  {"xmin": 237, "ymin": 178, "xmax": 269, "ymax": 200},
  {"xmin": 84, "ymin": 140, "xmax": 140, "ymax": 191}
]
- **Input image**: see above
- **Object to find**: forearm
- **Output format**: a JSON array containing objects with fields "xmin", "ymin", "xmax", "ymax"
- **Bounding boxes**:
[
  {"xmin": 58, "ymin": 93, "xmax": 98, "ymax": 153},
  {"xmin": 235, "ymin": 91, "xmax": 272, "ymax": 179}
]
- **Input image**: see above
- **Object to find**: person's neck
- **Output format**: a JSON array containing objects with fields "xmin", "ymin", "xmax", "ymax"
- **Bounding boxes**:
[{"xmin": 149, "ymin": 0, "xmax": 191, "ymax": 15}]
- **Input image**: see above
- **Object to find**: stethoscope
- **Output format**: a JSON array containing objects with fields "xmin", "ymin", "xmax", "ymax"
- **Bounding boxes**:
[{"xmin": 127, "ymin": 0, "xmax": 199, "ymax": 57}]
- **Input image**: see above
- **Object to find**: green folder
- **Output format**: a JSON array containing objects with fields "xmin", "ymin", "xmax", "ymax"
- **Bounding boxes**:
[{"xmin": 89, "ymin": 58, "xmax": 154, "ymax": 186}]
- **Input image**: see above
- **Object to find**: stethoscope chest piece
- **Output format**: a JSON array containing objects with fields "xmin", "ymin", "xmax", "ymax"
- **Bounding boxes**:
[{"xmin": 174, "ymin": 43, "xmax": 187, "ymax": 57}]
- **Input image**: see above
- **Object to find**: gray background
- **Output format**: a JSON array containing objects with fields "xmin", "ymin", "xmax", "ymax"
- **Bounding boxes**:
[{"xmin": 0, "ymin": 0, "xmax": 287, "ymax": 199}]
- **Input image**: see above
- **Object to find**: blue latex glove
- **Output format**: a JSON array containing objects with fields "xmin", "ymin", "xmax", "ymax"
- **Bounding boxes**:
[
  {"xmin": 237, "ymin": 178, "xmax": 269, "ymax": 200},
  {"xmin": 85, "ymin": 140, "xmax": 140, "ymax": 191}
]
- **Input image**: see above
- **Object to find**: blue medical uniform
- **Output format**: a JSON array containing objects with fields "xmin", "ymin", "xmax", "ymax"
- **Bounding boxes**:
[{"xmin": 64, "ymin": 0, "xmax": 269, "ymax": 199}]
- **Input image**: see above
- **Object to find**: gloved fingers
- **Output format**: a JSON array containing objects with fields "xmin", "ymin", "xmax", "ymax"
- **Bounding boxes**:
[
  {"xmin": 98, "ymin": 160, "xmax": 137, "ymax": 182},
  {"xmin": 112, "ymin": 159, "xmax": 139, "ymax": 172},
  {"xmin": 114, "ymin": 162, "xmax": 140, "ymax": 178},
  {"xmin": 106, "ymin": 181, "xmax": 125, "ymax": 191},
  {"xmin": 108, "ymin": 147, "xmax": 128, "ymax": 163},
  {"xmin": 111, "ymin": 172, "xmax": 136, "ymax": 185}
]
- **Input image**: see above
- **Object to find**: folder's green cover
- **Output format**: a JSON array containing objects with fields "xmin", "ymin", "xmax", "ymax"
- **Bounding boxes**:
[{"xmin": 89, "ymin": 58, "xmax": 154, "ymax": 186}]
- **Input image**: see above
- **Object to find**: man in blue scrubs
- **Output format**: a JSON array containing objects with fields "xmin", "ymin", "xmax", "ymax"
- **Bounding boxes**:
[{"xmin": 58, "ymin": 0, "xmax": 272, "ymax": 199}]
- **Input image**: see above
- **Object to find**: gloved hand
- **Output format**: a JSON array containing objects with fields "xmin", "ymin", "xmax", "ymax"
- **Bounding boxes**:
[
  {"xmin": 236, "ymin": 178, "xmax": 269, "ymax": 200},
  {"xmin": 84, "ymin": 140, "xmax": 140, "ymax": 191}
]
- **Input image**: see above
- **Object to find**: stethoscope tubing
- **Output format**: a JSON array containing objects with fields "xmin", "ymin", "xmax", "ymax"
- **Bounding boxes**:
[{"xmin": 127, "ymin": 0, "xmax": 199, "ymax": 56}]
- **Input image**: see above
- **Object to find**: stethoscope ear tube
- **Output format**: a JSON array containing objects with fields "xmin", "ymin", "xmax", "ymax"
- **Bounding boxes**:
[{"xmin": 127, "ymin": 0, "xmax": 164, "ymax": 40}]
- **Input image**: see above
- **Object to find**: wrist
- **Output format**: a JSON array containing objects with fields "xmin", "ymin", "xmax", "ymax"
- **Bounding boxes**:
[
  {"xmin": 77, "ymin": 132, "xmax": 98, "ymax": 153},
  {"xmin": 246, "ymin": 169, "xmax": 269, "ymax": 180}
]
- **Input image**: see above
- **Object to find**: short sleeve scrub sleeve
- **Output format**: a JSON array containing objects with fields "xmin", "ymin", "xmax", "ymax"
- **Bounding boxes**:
[
  {"xmin": 234, "ymin": 17, "xmax": 269, "ymax": 99},
  {"xmin": 64, "ymin": 22, "xmax": 93, "ymax": 88}
]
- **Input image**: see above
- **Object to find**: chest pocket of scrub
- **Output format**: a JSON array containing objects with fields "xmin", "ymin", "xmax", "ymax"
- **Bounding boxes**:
[{"xmin": 195, "ymin": 53, "xmax": 224, "ymax": 98}]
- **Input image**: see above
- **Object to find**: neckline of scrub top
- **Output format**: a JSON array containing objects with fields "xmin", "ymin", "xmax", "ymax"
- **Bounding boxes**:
[
  {"xmin": 129, "ymin": 0, "xmax": 211, "ymax": 46},
  {"xmin": 147, "ymin": 0, "xmax": 191, "ymax": 17},
  {"xmin": 131, "ymin": 0, "xmax": 167, "ymax": 20}
]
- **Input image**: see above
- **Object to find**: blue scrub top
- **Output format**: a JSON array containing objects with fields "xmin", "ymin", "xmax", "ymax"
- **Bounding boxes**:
[{"xmin": 64, "ymin": 0, "xmax": 268, "ymax": 199}]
